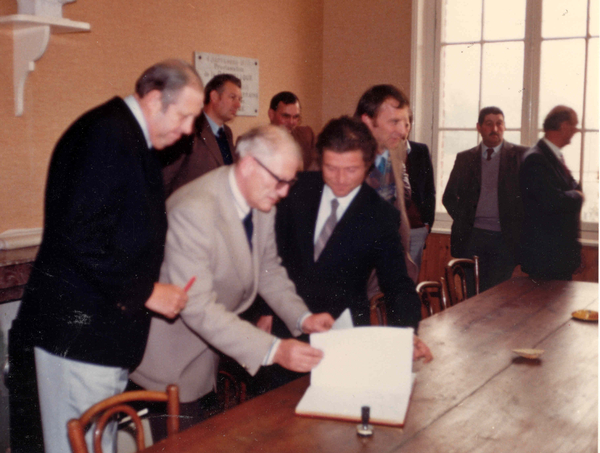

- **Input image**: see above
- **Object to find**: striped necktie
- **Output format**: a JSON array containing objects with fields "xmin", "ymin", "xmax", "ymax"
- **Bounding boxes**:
[{"xmin": 314, "ymin": 198, "xmax": 339, "ymax": 261}]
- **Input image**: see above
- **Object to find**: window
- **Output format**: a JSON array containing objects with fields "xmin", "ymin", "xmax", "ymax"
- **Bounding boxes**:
[{"xmin": 411, "ymin": 0, "xmax": 599, "ymax": 234}]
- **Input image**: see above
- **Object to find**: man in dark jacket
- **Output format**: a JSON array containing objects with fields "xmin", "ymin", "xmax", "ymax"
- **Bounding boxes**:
[
  {"xmin": 520, "ymin": 105, "xmax": 583, "ymax": 280},
  {"xmin": 443, "ymin": 106, "xmax": 527, "ymax": 293},
  {"xmin": 8, "ymin": 60, "xmax": 200, "ymax": 453}
]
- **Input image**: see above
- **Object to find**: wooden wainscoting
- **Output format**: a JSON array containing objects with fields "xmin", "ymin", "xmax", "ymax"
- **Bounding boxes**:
[{"xmin": 419, "ymin": 233, "xmax": 598, "ymax": 284}]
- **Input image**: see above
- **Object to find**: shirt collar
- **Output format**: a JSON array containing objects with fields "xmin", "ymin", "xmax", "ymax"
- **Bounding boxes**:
[
  {"xmin": 481, "ymin": 142, "xmax": 502, "ymax": 160},
  {"xmin": 124, "ymin": 95, "xmax": 152, "ymax": 148},
  {"xmin": 374, "ymin": 149, "xmax": 390, "ymax": 167},
  {"xmin": 543, "ymin": 137, "xmax": 564, "ymax": 161},
  {"xmin": 406, "ymin": 140, "xmax": 412, "ymax": 154},
  {"xmin": 322, "ymin": 182, "xmax": 361, "ymax": 218},
  {"xmin": 204, "ymin": 111, "xmax": 222, "ymax": 136},
  {"xmin": 228, "ymin": 166, "xmax": 251, "ymax": 220}
]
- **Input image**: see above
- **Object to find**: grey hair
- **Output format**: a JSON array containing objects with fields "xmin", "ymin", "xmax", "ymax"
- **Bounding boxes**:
[{"xmin": 236, "ymin": 124, "xmax": 302, "ymax": 168}]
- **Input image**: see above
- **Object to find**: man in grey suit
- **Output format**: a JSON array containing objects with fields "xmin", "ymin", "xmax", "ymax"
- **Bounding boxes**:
[
  {"xmin": 162, "ymin": 74, "xmax": 241, "ymax": 197},
  {"xmin": 443, "ymin": 106, "xmax": 527, "ymax": 293},
  {"xmin": 130, "ymin": 124, "xmax": 334, "ymax": 437}
]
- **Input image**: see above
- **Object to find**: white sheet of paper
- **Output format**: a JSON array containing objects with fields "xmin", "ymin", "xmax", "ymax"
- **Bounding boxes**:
[
  {"xmin": 331, "ymin": 308, "xmax": 353, "ymax": 330},
  {"xmin": 309, "ymin": 326, "xmax": 413, "ymax": 390},
  {"xmin": 295, "ymin": 326, "xmax": 415, "ymax": 425}
]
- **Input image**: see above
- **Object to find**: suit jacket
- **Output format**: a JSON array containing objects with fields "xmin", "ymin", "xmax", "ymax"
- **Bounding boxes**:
[
  {"xmin": 160, "ymin": 112, "xmax": 235, "ymax": 197},
  {"xmin": 442, "ymin": 141, "xmax": 527, "ymax": 260},
  {"xmin": 291, "ymin": 125, "xmax": 318, "ymax": 171},
  {"xmin": 519, "ymin": 139, "xmax": 583, "ymax": 279},
  {"xmin": 272, "ymin": 172, "xmax": 421, "ymax": 333},
  {"xmin": 406, "ymin": 141, "xmax": 436, "ymax": 228},
  {"xmin": 130, "ymin": 166, "xmax": 309, "ymax": 402},
  {"xmin": 11, "ymin": 97, "xmax": 167, "ymax": 369}
]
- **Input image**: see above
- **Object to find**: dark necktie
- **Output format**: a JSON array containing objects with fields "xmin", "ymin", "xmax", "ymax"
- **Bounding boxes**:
[
  {"xmin": 216, "ymin": 128, "xmax": 233, "ymax": 165},
  {"xmin": 243, "ymin": 211, "xmax": 253, "ymax": 250},
  {"xmin": 486, "ymin": 148, "xmax": 493, "ymax": 161},
  {"xmin": 314, "ymin": 199, "xmax": 339, "ymax": 261}
]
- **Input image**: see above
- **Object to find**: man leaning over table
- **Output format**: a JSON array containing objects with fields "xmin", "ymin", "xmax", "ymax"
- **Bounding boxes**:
[
  {"xmin": 8, "ymin": 60, "xmax": 200, "ymax": 453},
  {"xmin": 130, "ymin": 124, "xmax": 334, "ymax": 440}
]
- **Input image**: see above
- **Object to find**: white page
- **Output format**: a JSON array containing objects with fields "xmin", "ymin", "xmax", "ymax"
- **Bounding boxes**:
[
  {"xmin": 309, "ymin": 326, "xmax": 413, "ymax": 391},
  {"xmin": 331, "ymin": 308, "xmax": 353, "ymax": 330}
]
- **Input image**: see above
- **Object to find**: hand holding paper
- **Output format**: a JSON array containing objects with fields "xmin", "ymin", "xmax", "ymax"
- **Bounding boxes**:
[
  {"xmin": 302, "ymin": 313, "xmax": 335, "ymax": 333},
  {"xmin": 274, "ymin": 339, "xmax": 324, "ymax": 372}
]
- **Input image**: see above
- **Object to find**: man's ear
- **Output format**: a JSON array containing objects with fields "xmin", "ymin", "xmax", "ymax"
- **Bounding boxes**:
[
  {"xmin": 361, "ymin": 113, "xmax": 374, "ymax": 131},
  {"xmin": 210, "ymin": 89, "xmax": 220, "ymax": 105},
  {"xmin": 268, "ymin": 108, "xmax": 276, "ymax": 123},
  {"xmin": 145, "ymin": 90, "xmax": 163, "ymax": 115}
]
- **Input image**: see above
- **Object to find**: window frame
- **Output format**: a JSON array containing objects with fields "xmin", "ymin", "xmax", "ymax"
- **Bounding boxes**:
[{"xmin": 410, "ymin": 0, "xmax": 598, "ymax": 244}]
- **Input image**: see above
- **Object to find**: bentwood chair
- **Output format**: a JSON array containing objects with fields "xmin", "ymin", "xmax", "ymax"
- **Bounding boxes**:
[
  {"xmin": 416, "ymin": 277, "xmax": 450, "ymax": 318},
  {"xmin": 445, "ymin": 256, "xmax": 480, "ymax": 306},
  {"xmin": 369, "ymin": 292, "xmax": 388, "ymax": 326},
  {"xmin": 67, "ymin": 384, "xmax": 180, "ymax": 453}
]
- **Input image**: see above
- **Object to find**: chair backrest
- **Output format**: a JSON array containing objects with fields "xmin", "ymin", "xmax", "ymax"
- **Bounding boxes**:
[
  {"xmin": 369, "ymin": 292, "xmax": 388, "ymax": 326},
  {"xmin": 445, "ymin": 256, "xmax": 480, "ymax": 306},
  {"xmin": 67, "ymin": 385, "xmax": 179, "ymax": 453},
  {"xmin": 416, "ymin": 277, "xmax": 450, "ymax": 318}
]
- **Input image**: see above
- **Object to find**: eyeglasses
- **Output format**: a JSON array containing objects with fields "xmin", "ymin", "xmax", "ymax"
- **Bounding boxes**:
[{"xmin": 253, "ymin": 157, "xmax": 298, "ymax": 189}]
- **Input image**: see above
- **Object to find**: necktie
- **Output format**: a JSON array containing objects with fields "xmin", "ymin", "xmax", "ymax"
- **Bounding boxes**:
[
  {"xmin": 243, "ymin": 211, "xmax": 253, "ymax": 250},
  {"xmin": 314, "ymin": 199, "xmax": 339, "ymax": 261},
  {"xmin": 377, "ymin": 156, "xmax": 387, "ymax": 174},
  {"xmin": 216, "ymin": 128, "xmax": 233, "ymax": 165},
  {"xmin": 486, "ymin": 148, "xmax": 493, "ymax": 161}
]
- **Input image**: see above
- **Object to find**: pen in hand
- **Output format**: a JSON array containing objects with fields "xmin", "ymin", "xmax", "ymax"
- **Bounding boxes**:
[{"xmin": 184, "ymin": 276, "xmax": 196, "ymax": 293}]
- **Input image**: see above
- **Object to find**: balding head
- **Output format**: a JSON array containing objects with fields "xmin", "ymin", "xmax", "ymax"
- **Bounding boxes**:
[{"xmin": 235, "ymin": 125, "xmax": 302, "ymax": 212}]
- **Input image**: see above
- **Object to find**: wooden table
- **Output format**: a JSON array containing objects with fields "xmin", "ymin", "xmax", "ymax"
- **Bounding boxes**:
[{"xmin": 145, "ymin": 277, "xmax": 598, "ymax": 453}]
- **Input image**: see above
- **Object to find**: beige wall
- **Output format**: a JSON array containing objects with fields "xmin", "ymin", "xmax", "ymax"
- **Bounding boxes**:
[
  {"xmin": 322, "ymin": 0, "xmax": 412, "ymax": 121},
  {"xmin": 0, "ymin": 0, "xmax": 413, "ymax": 232}
]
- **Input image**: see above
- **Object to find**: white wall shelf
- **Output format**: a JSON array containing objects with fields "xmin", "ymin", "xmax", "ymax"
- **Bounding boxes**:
[{"xmin": 0, "ymin": 14, "xmax": 90, "ymax": 116}]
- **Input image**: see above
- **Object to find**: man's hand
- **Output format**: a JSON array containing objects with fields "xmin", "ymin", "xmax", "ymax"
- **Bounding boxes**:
[
  {"xmin": 256, "ymin": 315, "xmax": 273, "ymax": 333},
  {"xmin": 302, "ymin": 313, "xmax": 335, "ymax": 333},
  {"xmin": 144, "ymin": 283, "xmax": 188, "ymax": 319},
  {"xmin": 273, "ymin": 339, "xmax": 324, "ymax": 372},
  {"xmin": 413, "ymin": 335, "xmax": 433, "ymax": 363}
]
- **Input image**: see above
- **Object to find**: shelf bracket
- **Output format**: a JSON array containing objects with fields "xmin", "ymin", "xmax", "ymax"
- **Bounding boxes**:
[{"xmin": 13, "ymin": 24, "xmax": 50, "ymax": 116}]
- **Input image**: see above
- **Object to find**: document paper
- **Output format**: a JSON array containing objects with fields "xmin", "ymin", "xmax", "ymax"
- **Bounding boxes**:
[{"xmin": 295, "ymin": 326, "xmax": 414, "ymax": 426}]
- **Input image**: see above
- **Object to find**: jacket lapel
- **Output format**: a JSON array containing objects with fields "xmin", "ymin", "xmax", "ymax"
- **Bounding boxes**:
[
  {"xmin": 198, "ymin": 114, "xmax": 225, "ymax": 166},
  {"xmin": 216, "ymin": 172, "xmax": 254, "ymax": 289}
]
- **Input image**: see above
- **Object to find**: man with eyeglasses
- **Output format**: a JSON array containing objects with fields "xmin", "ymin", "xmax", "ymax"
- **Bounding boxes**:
[
  {"xmin": 129, "ymin": 124, "xmax": 334, "ymax": 439},
  {"xmin": 268, "ymin": 91, "xmax": 318, "ymax": 170}
]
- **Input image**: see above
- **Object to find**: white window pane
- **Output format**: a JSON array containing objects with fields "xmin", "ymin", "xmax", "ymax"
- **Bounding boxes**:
[
  {"xmin": 585, "ymin": 38, "xmax": 599, "ymax": 129},
  {"xmin": 481, "ymin": 42, "xmax": 524, "ymax": 125},
  {"xmin": 561, "ymin": 135, "xmax": 582, "ymax": 182},
  {"xmin": 542, "ymin": 0, "xmax": 588, "ymax": 38},
  {"xmin": 483, "ymin": 0, "xmax": 526, "ymax": 40},
  {"xmin": 539, "ymin": 39, "xmax": 586, "ymax": 128},
  {"xmin": 437, "ymin": 130, "xmax": 480, "ymax": 213},
  {"xmin": 440, "ymin": 44, "xmax": 481, "ymax": 128},
  {"xmin": 590, "ymin": 0, "xmax": 599, "ymax": 36},
  {"xmin": 443, "ymin": 0, "xmax": 482, "ymax": 43},
  {"xmin": 582, "ymin": 131, "xmax": 599, "ymax": 222},
  {"xmin": 503, "ymin": 130, "xmax": 524, "ymax": 146}
]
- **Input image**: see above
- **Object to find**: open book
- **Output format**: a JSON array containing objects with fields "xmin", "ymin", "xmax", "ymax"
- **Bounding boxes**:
[{"xmin": 295, "ymin": 326, "xmax": 414, "ymax": 427}]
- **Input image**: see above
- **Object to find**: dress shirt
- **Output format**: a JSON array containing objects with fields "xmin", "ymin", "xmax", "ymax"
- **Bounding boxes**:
[
  {"xmin": 124, "ymin": 95, "xmax": 152, "ymax": 148},
  {"xmin": 204, "ymin": 111, "xmax": 223, "ymax": 137},
  {"xmin": 314, "ymin": 184, "xmax": 361, "ymax": 244},
  {"xmin": 481, "ymin": 143, "xmax": 502, "ymax": 161},
  {"xmin": 228, "ymin": 168, "xmax": 310, "ymax": 365}
]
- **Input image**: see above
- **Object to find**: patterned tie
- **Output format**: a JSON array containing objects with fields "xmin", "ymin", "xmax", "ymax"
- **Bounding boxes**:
[
  {"xmin": 216, "ymin": 128, "xmax": 233, "ymax": 165},
  {"xmin": 243, "ymin": 211, "xmax": 253, "ymax": 250},
  {"xmin": 314, "ymin": 199, "xmax": 339, "ymax": 261},
  {"xmin": 486, "ymin": 148, "xmax": 494, "ymax": 161}
]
